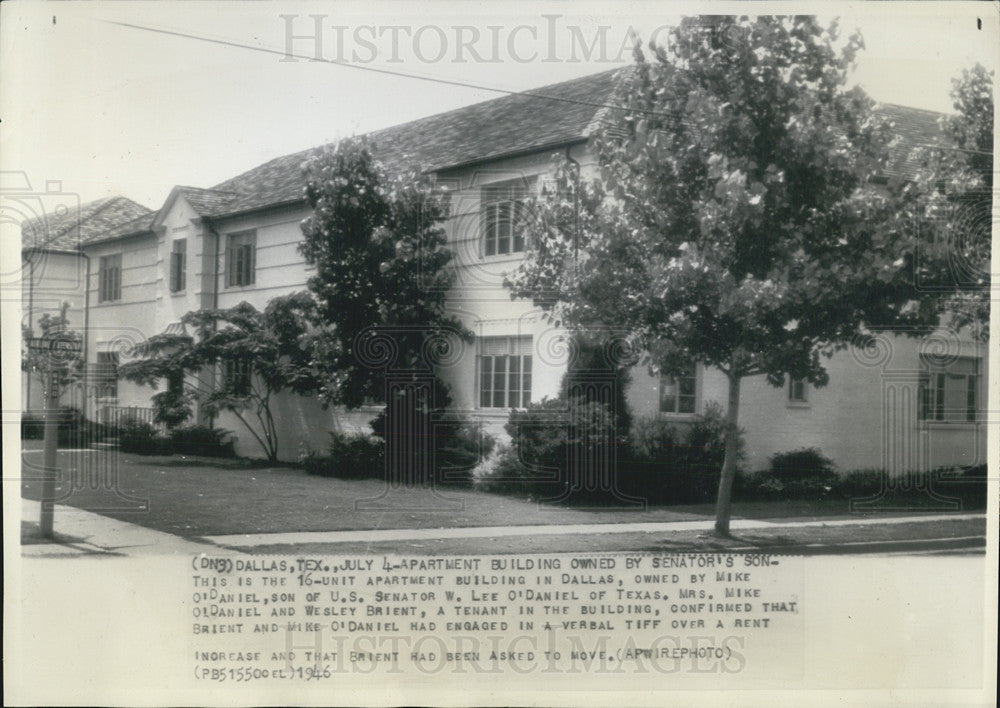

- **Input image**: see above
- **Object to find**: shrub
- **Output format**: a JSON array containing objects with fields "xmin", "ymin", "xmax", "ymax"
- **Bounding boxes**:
[
  {"xmin": 119, "ymin": 420, "xmax": 170, "ymax": 455},
  {"xmin": 434, "ymin": 414, "xmax": 496, "ymax": 486},
  {"xmin": 22, "ymin": 408, "xmax": 110, "ymax": 447},
  {"xmin": 483, "ymin": 397, "xmax": 623, "ymax": 503},
  {"xmin": 834, "ymin": 465, "xmax": 987, "ymax": 509},
  {"xmin": 302, "ymin": 432, "xmax": 384, "ymax": 479},
  {"xmin": 370, "ymin": 405, "xmax": 496, "ymax": 486},
  {"xmin": 169, "ymin": 425, "xmax": 235, "ymax": 457},
  {"xmin": 769, "ymin": 448, "xmax": 836, "ymax": 481},
  {"xmin": 475, "ymin": 443, "xmax": 542, "ymax": 498},
  {"xmin": 625, "ymin": 402, "xmax": 740, "ymax": 505},
  {"xmin": 745, "ymin": 448, "xmax": 838, "ymax": 499},
  {"xmin": 21, "ymin": 413, "xmax": 44, "ymax": 440}
]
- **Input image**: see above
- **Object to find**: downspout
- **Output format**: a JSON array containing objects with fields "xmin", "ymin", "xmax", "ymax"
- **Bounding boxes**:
[
  {"xmin": 202, "ymin": 218, "xmax": 223, "ymax": 429},
  {"xmin": 26, "ymin": 252, "xmax": 35, "ymax": 412},
  {"xmin": 81, "ymin": 251, "xmax": 91, "ymax": 420},
  {"xmin": 203, "ymin": 218, "xmax": 222, "ymax": 312}
]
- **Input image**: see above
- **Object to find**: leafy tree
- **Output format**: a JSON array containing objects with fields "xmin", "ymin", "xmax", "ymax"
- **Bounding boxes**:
[
  {"xmin": 299, "ymin": 138, "xmax": 471, "ymax": 480},
  {"xmin": 119, "ymin": 293, "xmax": 318, "ymax": 462},
  {"xmin": 506, "ymin": 17, "xmax": 954, "ymax": 534},
  {"xmin": 22, "ymin": 303, "xmax": 83, "ymax": 391},
  {"xmin": 298, "ymin": 137, "xmax": 469, "ymax": 407},
  {"xmin": 927, "ymin": 63, "xmax": 993, "ymax": 340}
]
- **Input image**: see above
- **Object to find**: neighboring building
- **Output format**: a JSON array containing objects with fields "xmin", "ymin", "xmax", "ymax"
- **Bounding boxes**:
[
  {"xmin": 20, "ymin": 69, "xmax": 988, "ymax": 473},
  {"xmin": 20, "ymin": 195, "xmax": 152, "ymax": 413}
]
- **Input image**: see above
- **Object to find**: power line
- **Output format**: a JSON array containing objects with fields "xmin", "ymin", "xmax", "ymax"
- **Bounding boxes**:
[{"xmin": 103, "ymin": 20, "xmax": 989, "ymax": 159}]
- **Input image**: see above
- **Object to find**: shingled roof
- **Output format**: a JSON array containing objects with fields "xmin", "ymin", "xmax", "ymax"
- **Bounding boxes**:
[
  {"xmin": 204, "ymin": 68, "xmax": 623, "ymax": 218},
  {"xmin": 29, "ymin": 69, "xmax": 955, "ymax": 251},
  {"xmin": 877, "ymin": 103, "xmax": 949, "ymax": 179},
  {"xmin": 196, "ymin": 73, "xmax": 952, "ymax": 220},
  {"xmin": 21, "ymin": 195, "xmax": 152, "ymax": 251}
]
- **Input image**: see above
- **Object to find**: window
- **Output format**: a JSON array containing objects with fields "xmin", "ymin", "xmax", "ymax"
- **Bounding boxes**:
[
  {"xmin": 98, "ymin": 254, "xmax": 122, "ymax": 302},
  {"xmin": 919, "ymin": 358, "xmax": 979, "ymax": 422},
  {"xmin": 659, "ymin": 367, "xmax": 697, "ymax": 414},
  {"xmin": 478, "ymin": 336, "xmax": 532, "ymax": 409},
  {"xmin": 788, "ymin": 378, "xmax": 808, "ymax": 403},
  {"xmin": 224, "ymin": 360, "xmax": 252, "ymax": 397},
  {"xmin": 96, "ymin": 351, "xmax": 119, "ymax": 398},
  {"xmin": 226, "ymin": 231, "xmax": 256, "ymax": 288},
  {"xmin": 480, "ymin": 179, "xmax": 532, "ymax": 257},
  {"xmin": 170, "ymin": 239, "xmax": 187, "ymax": 292}
]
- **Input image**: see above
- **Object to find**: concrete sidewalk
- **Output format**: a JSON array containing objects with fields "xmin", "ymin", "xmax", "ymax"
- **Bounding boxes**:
[
  {"xmin": 19, "ymin": 497, "xmax": 984, "ymax": 557},
  {"xmin": 20, "ymin": 499, "xmax": 229, "ymax": 557}
]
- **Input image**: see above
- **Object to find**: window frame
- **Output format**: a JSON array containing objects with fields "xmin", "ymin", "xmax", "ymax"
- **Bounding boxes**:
[
  {"xmin": 98, "ymin": 253, "xmax": 122, "ymax": 303},
  {"xmin": 479, "ymin": 179, "xmax": 533, "ymax": 258},
  {"xmin": 95, "ymin": 351, "xmax": 119, "ymax": 399},
  {"xmin": 919, "ymin": 357, "xmax": 980, "ymax": 424},
  {"xmin": 225, "ymin": 230, "xmax": 257, "ymax": 289},
  {"xmin": 477, "ymin": 335, "xmax": 533, "ymax": 410},
  {"xmin": 787, "ymin": 377, "xmax": 809, "ymax": 406},
  {"xmin": 169, "ymin": 238, "xmax": 187, "ymax": 293},
  {"xmin": 658, "ymin": 366, "xmax": 699, "ymax": 416},
  {"xmin": 224, "ymin": 359, "xmax": 252, "ymax": 397}
]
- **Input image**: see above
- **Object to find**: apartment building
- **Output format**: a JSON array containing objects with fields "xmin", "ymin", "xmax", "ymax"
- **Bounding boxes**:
[{"xmin": 21, "ymin": 69, "xmax": 988, "ymax": 472}]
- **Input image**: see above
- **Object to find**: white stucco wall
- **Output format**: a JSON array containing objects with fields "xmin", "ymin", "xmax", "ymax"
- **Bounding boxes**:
[
  {"xmin": 626, "ymin": 333, "xmax": 988, "ymax": 474},
  {"xmin": 21, "ymin": 250, "xmax": 88, "ymax": 412},
  {"xmin": 60, "ymin": 142, "xmax": 986, "ymax": 473}
]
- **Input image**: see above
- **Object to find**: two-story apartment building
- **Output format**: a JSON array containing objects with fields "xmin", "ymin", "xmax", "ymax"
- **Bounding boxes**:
[{"xmin": 21, "ymin": 69, "xmax": 988, "ymax": 473}]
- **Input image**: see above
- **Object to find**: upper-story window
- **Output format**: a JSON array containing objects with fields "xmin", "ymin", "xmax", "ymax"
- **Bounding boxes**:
[
  {"xmin": 659, "ymin": 367, "xmax": 698, "ymax": 415},
  {"xmin": 788, "ymin": 377, "xmax": 808, "ymax": 404},
  {"xmin": 98, "ymin": 254, "xmax": 122, "ymax": 303},
  {"xmin": 170, "ymin": 238, "xmax": 187, "ymax": 293},
  {"xmin": 170, "ymin": 239, "xmax": 187, "ymax": 293},
  {"xmin": 478, "ymin": 335, "xmax": 532, "ymax": 409},
  {"xmin": 226, "ymin": 231, "xmax": 256, "ymax": 288},
  {"xmin": 919, "ymin": 357, "xmax": 979, "ymax": 422},
  {"xmin": 480, "ymin": 179, "xmax": 533, "ymax": 257}
]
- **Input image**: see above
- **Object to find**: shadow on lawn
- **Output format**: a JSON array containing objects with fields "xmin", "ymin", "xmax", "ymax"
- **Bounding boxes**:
[
  {"xmin": 638, "ymin": 533, "xmax": 800, "ymax": 553},
  {"xmin": 121, "ymin": 454, "xmax": 282, "ymax": 471}
]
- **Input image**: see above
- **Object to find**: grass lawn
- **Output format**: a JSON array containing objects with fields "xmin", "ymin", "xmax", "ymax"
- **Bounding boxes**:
[{"xmin": 19, "ymin": 442, "xmax": 984, "ymax": 540}]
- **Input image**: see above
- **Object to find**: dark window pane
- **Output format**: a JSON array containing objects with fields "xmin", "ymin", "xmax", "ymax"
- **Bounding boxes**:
[
  {"xmin": 935, "ymin": 373, "xmax": 945, "ymax": 420},
  {"xmin": 493, "ymin": 356, "xmax": 507, "ymax": 408},
  {"xmin": 508, "ymin": 356, "xmax": 520, "ymax": 404},
  {"xmin": 497, "ymin": 202, "xmax": 511, "ymax": 254},
  {"xmin": 480, "ymin": 357, "xmax": 492, "ymax": 408},
  {"xmin": 484, "ymin": 204, "xmax": 496, "ymax": 256}
]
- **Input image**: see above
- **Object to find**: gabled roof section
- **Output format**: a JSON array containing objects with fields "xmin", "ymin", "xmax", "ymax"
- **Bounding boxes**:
[
  {"xmin": 206, "ymin": 68, "xmax": 623, "ymax": 217},
  {"xmin": 21, "ymin": 195, "xmax": 152, "ymax": 251},
  {"xmin": 148, "ymin": 185, "xmax": 245, "ymax": 229},
  {"xmin": 877, "ymin": 103, "xmax": 950, "ymax": 179}
]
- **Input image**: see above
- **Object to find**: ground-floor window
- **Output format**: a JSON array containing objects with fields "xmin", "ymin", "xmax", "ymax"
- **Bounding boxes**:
[
  {"xmin": 95, "ymin": 351, "xmax": 119, "ymax": 399},
  {"xmin": 919, "ymin": 357, "xmax": 979, "ymax": 422},
  {"xmin": 478, "ymin": 335, "xmax": 532, "ymax": 409},
  {"xmin": 659, "ymin": 366, "xmax": 697, "ymax": 414},
  {"xmin": 224, "ymin": 360, "xmax": 252, "ymax": 397},
  {"xmin": 788, "ymin": 377, "xmax": 808, "ymax": 404}
]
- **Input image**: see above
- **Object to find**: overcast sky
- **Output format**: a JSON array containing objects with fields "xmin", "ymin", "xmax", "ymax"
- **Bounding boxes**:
[{"xmin": 1, "ymin": 1, "xmax": 996, "ymax": 211}]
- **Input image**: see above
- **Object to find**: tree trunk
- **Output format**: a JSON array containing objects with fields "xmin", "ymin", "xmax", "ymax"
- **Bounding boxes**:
[{"xmin": 713, "ymin": 372, "xmax": 742, "ymax": 536}]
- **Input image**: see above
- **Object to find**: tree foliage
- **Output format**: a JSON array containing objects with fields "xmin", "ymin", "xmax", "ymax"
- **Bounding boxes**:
[
  {"xmin": 298, "ymin": 137, "xmax": 470, "ymax": 409},
  {"xmin": 22, "ymin": 304, "xmax": 83, "ymax": 391},
  {"xmin": 505, "ymin": 17, "xmax": 956, "ymax": 533},
  {"xmin": 930, "ymin": 63, "xmax": 993, "ymax": 340},
  {"xmin": 120, "ymin": 293, "xmax": 318, "ymax": 462}
]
